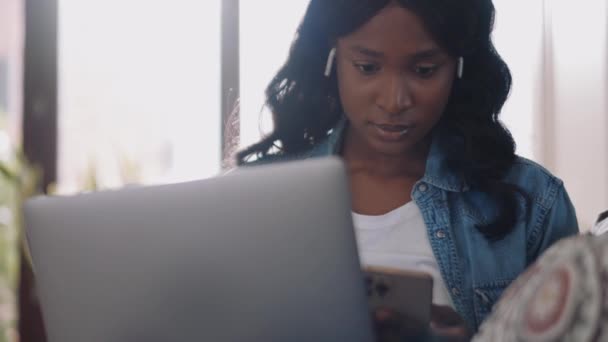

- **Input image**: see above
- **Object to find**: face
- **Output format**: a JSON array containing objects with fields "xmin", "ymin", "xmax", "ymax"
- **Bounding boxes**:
[{"xmin": 335, "ymin": 2, "xmax": 457, "ymax": 157}]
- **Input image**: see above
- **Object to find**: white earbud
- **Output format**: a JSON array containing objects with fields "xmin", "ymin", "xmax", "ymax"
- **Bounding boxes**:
[
  {"xmin": 457, "ymin": 57, "xmax": 464, "ymax": 79},
  {"xmin": 324, "ymin": 48, "xmax": 337, "ymax": 78}
]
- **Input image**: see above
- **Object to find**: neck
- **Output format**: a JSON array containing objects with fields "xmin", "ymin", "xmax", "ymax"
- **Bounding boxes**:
[{"xmin": 341, "ymin": 127, "xmax": 431, "ymax": 179}]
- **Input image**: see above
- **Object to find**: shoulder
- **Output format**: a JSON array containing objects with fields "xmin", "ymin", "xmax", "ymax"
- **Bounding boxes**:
[
  {"xmin": 239, "ymin": 150, "xmax": 314, "ymax": 168},
  {"xmin": 504, "ymin": 156, "xmax": 578, "ymax": 259},
  {"xmin": 239, "ymin": 137, "xmax": 334, "ymax": 168},
  {"xmin": 508, "ymin": 156, "xmax": 560, "ymax": 185},
  {"xmin": 504, "ymin": 156, "xmax": 564, "ymax": 209},
  {"xmin": 239, "ymin": 118, "xmax": 346, "ymax": 168},
  {"xmin": 239, "ymin": 153, "xmax": 294, "ymax": 167}
]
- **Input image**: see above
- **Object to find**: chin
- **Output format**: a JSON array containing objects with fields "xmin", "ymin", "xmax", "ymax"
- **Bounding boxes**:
[{"xmin": 369, "ymin": 139, "xmax": 414, "ymax": 157}]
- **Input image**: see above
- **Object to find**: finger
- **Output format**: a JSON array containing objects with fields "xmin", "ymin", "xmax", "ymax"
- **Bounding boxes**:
[
  {"xmin": 431, "ymin": 305, "xmax": 465, "ymax": 326},
  {"xmin": 430, "ymin": 322, "xmax": 470, "ymax": 339}
]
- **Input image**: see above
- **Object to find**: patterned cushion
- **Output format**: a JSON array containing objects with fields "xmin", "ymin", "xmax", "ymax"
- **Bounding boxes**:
[{"xmin": 473, "ymin": 233, "xmax": 608, "ymax": 342}]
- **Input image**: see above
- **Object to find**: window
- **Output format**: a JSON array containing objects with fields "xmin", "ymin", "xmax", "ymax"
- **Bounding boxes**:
[
  {"xmin": 58, "ymin": 0, "xmax": 222, "ymax": 192},
  {"xmin": 239, "ymin": 0, "xmax": 310, "ymax": 150}
]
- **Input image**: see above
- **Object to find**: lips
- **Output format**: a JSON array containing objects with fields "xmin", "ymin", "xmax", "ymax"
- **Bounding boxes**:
[
  {"xmin": 370, "ymin": 123, "xmax": 413, "ymax": 141},
  {"xmin": 375, "ymin": 124, "xmax": 410, "ymax": 132}
]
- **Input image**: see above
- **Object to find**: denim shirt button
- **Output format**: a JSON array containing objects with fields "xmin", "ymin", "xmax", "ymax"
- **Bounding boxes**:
[
  {"xmin": 451, "ymin": 288, "xmax": 460, "ymax": 296},
  {"xmin": 418, "ymin": 183, "xmax": 429, "ymax": 193},
  {"xmin": 435, "ymin": 230, "xmax": 446, "ymax": 239}
]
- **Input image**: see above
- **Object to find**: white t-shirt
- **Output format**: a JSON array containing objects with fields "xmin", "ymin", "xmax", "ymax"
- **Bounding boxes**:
[{"xmin": 352, "ymin": 201, "xmax": 454, "ymax": 308}]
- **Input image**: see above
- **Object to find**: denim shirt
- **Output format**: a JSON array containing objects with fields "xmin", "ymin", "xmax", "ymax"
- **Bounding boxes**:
[{"xmin": 247, "ymin": 120, "xmax": 579, "ymax": 331}]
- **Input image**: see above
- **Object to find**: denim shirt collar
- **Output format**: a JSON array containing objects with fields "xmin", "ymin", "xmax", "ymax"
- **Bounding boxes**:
[{"xmin": 313, "ymin": 117, "xmax": 469, "ymax": 192}]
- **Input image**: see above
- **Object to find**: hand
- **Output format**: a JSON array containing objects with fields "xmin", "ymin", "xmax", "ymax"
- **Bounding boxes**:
[
  {"xmin": 372, "ymin": 306, "xmax": 471, "ymax": 342},
  {"xmin": 430, "ymin": 305, "xmax": 471, "ymax": 341},
  {"xmin": 372, "ymin": 308, "xmax": 427, "ymax": 342}
]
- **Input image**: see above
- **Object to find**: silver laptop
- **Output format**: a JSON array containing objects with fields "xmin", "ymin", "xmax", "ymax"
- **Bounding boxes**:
[{"xmin": 24, "ymin": 157, "xmax": 375, "ymax": 342}]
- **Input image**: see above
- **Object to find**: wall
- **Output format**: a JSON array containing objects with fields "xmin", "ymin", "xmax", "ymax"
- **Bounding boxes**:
[{"xmin": 543, "ymin": 0, "xmax": 608, "ymax": 229}]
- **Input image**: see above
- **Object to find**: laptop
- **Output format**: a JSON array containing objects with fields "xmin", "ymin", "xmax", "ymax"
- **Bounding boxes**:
[{"xmin": 24, "ymin": 157, "xmax": 375, "ymax": 342}]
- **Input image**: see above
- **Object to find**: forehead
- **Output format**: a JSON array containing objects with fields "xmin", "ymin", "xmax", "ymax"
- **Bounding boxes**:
[{"xmin": 338, "ymin": 3, "xmax": 440, "ymax": 56}]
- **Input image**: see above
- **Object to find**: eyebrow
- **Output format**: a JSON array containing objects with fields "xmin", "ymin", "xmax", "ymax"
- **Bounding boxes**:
[
  {"xmin": 349, "ymin": 45, "xmax": 443, "ymax": 60},
  {"xmin": 411, "ymin": 48, "xmax": 443, "ymax": 60},
  {"xmin": 350, "ymin": 45, "xmax": 385, "ymax": 58}
]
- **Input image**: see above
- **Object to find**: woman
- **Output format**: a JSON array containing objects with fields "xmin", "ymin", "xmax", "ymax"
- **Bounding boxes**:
[{"xmin": 237, "ymin": 0, "xmax": 578, "ymax": 336}]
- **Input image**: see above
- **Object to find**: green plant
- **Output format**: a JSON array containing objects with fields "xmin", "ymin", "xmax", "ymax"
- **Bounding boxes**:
[{"xmin": 0, "ymin": 142, "xmax": 41, "ymax": 342}]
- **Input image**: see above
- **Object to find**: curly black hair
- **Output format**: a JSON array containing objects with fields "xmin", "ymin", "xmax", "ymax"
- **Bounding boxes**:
[{"xmin": 237, "ymin": 0, "xmax": 528, "ymax": 241}]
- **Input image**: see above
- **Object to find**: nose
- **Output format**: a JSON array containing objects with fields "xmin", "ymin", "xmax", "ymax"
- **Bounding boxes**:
[{"xmin": 376, "ymin": 74, "xmax": 413, "ymax": 115}]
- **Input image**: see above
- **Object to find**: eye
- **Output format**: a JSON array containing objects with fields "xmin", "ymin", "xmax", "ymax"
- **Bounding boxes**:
[
  {"xmin": 414, "ymin": 65, "xmax": 439, "ymax": 78},
  {"xmin": 354, "ymin": 62, "xmax": 381, "ymax": 75}
]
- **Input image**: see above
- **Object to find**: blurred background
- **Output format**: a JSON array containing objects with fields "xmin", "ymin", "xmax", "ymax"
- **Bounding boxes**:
[{"xmin": 0, "ymin": 0, "xmax": 607, "ymax": 340}]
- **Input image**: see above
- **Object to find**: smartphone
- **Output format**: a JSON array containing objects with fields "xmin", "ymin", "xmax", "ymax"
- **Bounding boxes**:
[{"xmin": 364, "ymin": 266, "xmax": 433, "ymax": 331}]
